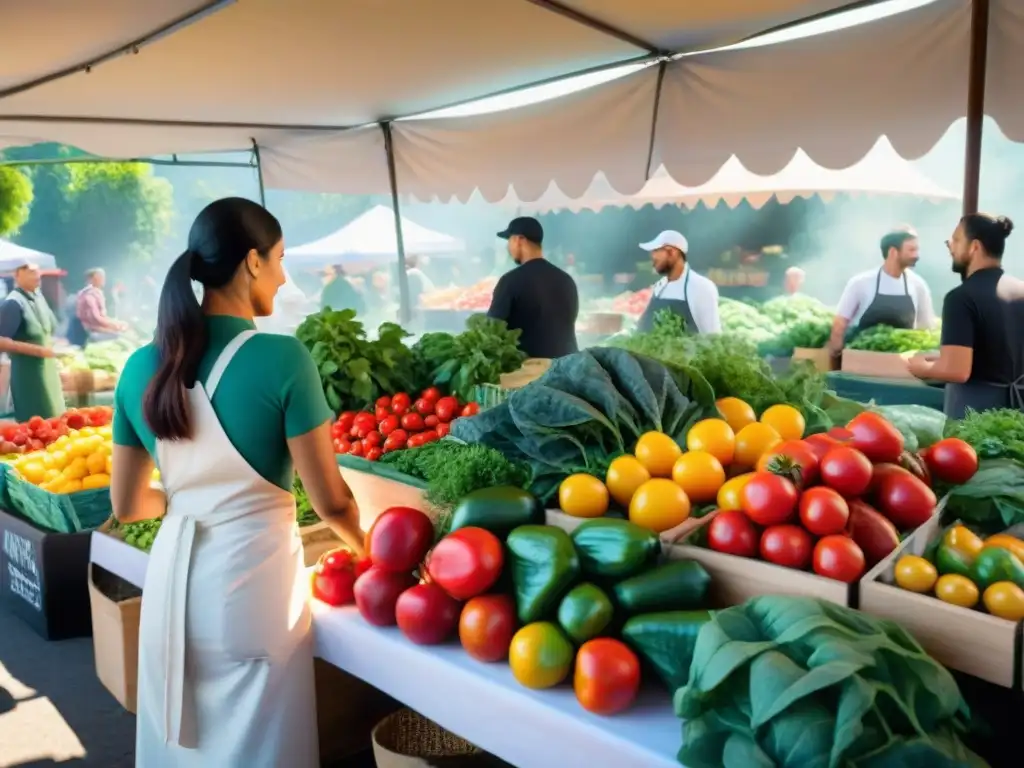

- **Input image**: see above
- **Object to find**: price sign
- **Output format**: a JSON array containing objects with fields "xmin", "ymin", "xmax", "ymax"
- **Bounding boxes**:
[
  {"xmin": 707, "ymin": 268, "xmax": 770, "ymax": 288},
  {"xmin": 3, "ymin": 528, "xmax": 42, "ymax": 611}
]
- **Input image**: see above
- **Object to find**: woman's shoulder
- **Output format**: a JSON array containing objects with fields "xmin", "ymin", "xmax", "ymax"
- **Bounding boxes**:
[
  {"xmin": 117, "ymin": 343, "xmax": 160, "ymax": 388},
  {"xmin": 246, "ymin": 331, "xmax": 311, "ymax": 361}
]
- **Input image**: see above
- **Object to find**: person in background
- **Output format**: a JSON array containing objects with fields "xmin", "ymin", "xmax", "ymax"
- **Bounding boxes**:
[
  {"xmin": 69, "ymin": 267, "xmax": 128, "ymax": 346},
  {"xmin": 403, "ymin": 254, "xmax": 435, "ymax": 326},
  {"xmin": 827, "ymin": 225, "xmax": 936, "ymax": 355},
  {"xmin": 0, "ymin": 262, "xmax": 65, "ymax": 421},
  {"xmin": 637, "ymin": 230, "xmax": 721, "ymax": 334},
  {"xmin": 909, "ymin": 213, "xmax": 1024, "ymax": 417},
  {"xmin": 783, "ymin": 266, "xmax": 805, "ymax": 296},
  {"xmin": 111, "ymin": 198, "xmax": 363, "ymax": 766},
  {"xmin": 489, "ymin": 216, "xmax": 578, "ymax": 359},
  {"xmin": 320, "ymin": 264, "xmax": 366, "ymax": 315}
]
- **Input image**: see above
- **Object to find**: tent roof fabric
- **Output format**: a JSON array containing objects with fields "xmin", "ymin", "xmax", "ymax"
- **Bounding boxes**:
[
  {"xmin": 0, "ymin": 239, "xmax": 58, "ymax": 271},
  {"xmin": 285, "ymin": 205, "xmax": 465, "ymax": 268},
  {"xmin": 515, "ymin": 137, "xmax": 959, "ymax": 213},
  {"xmin": 0, "ymin": 0, "xmax": 1021, "ymax": 200}
]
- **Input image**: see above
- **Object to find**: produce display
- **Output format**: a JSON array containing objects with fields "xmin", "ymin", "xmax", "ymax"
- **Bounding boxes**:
[
  {"xmin": 0, "ymin": 406, "xmax": 113, "ymax": 455},
  {"xmin": 847, "ymin": 323, "xmax": 942, "ymax": 353},
  {"xmin": 59, "ymin": 337, "xmax": 138, "ymax": 374},
  {"xmin": 108, "ymin": 518, "xmax": 163, "ymax": 552},
  {"xmin": 8, "ymin": 424, "xmax": 114, "ymax": 493},
  {"xmin": 610, "ymin": 287, "xmax": 652, "ymax": 317},
  {"xmin": 419, "ymin": 278, "xmax": 497, "ymax": 311}
]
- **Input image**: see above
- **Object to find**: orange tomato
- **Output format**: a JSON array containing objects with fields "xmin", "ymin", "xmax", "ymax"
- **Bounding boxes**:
[
  {"xmin": 509, "ymin": 622, "xmax": 574, "ymax": 689},
  {"xmin": 559, "ymin": 473, "xmax": 609, "ymax": 518},
  {"xmin": 459, "ymin": 594, "xmax": 517, "ymax": 663},
  {"xmin": 671, "ymin": 450, "xmax": 726, "ymax": 504},
  {"xmin": 716, "ymin": 472, "xmax": 755, "ymax": 511},
  {"xmin": 605, "ymin": 455, "xmax": 651, "ymax": 508},
  {"xmin": 715, "ymin": 397, "xmax": 756, "ymax": 433},
  {"xmin": 634, "ymin": 432, "xmax": 682, "ymax": 478},
  {"xmin": 686, "ymin": 419, "xmax": 736, "ymax": 466},
  {"xmin": 760, "ymin": 404, "xmax": 806, "ymax": 441},
  {"xmin": 574, "ymin": 638, "xmax": 641, "ymax": 715},
  {"xmin": 629, "ymin": 478, "xmax": 691, "ymax": 532},
  {"xmin": 733, "ymin": 422, "xmax": 782, "ymax": 468}
]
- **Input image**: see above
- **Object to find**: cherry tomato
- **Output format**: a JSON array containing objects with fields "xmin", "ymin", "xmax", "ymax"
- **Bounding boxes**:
[
  {"xmin": 813, "ymin": 535, "xmax": 866, "ymax": 583},
  {"xmin": 349, "ymin": 425, "xmax": 360, "ymax": 439},
  {"xmin": 707, "ymin": 510, "xmax": 759, "ymax": 557},
  {"xmin": 348, "ymin": 441, "xmax": 364, "ymax": 457},
  {"xmin": 337, "ymin": 411, "xmax": 356, "ymax": 432},
  {"xmin": 391, "ymin": 393, "xmax": 411, "ymax": 415},
  {"xmin": 364, "ymin": 430, "xmax": 383, "ymax": 447},
  {"xmin": 434, "ymin": 396, "xmax": 459, "ymax": 423},
  {"xmin": 375, "ymin": 405, "xmax": 391, "ymax": 422},
  {"xmin": 756, "ymin": 440, "xmax": 819, "ymax": 486},
  {"xmin": 436, "ymin": 422, "xmax": 451, "ymax": 438},
  {"xmin": 379, "ymin": 414, "xmax": 400, "ymax": 436},
  {"xmin": 407, "ymin": 433, "xmax": 427, "ymax": 449},
  {"xmin": 331, "ymin": 421, "xmax": 346, "ymax": 439},
  {"xmin": 413, "ymin": 397, "xmax": 434, "ymax": 416},
  {"xmin": 741, "ymin": 472, "xmax": 798, "ymax": 526},
  {"xmin": 424, "ymin": 414, "xmax": 440, "ymax": 428},
  {"xmin": 819, "ymin": 446, "xmax": 873, "ymax": 498},
  {"xmin": 335, "ymin": 438, "xmax": 351, "ymax": 454},
  {"xmin": 354, "ymin": 423, "xmax": 372, "ymax": 440},
  {"xmin": 461, "ymin": 402, "xmax": 480, "ymax": 417},
  {"xmin": 383, "ymin": 430, "xmax": 408, "ymax": 453},
  {"xmin": 401, "ymin": 412, "xmax": 425, "ymax": 432},
  {"xmin": 365, "ymin": 447, "xmax": 383, "ymax": 461},
  {"xmin": 375, "ymin": 396, "xmax": 392, "ymax": 410},
  {"xmin": 798, "ymin": 487, "xmax": 850, "ymax": 536},
  {"xmin": 419, "ymin": 429, "xmax": 439, "ymax": 444},
  {"xmin": 354, "ymin": 411, "xmax": 376, "ymax": 429},
  {"xmin": 28, "ymin": 416, "xmax": 44, "ymax": 431},
  {"xmin": 760, "ymin": 525, "xmax": 813, "ymax": 569},
  {"xmin": 846, "ymin": 412, "xmax": 904, "ymax": 464},
  {"xmin": 923, "ymin": 438, "xmax": 979, "ymax": 484},
  {"xmin": 573, "ymin": 638, "xmax": 641, "ymax": 716},
  {"xmin": 828, "ymin": 427, "xmax": 855, "ymax": 443},
  {"xmin": 420, "ymin": 387, "xmax": 442, "ymax": 403}
]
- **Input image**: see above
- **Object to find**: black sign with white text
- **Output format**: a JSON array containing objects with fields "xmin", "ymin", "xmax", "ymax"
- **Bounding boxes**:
[{"xmin": 3, "ymin": 528, "xmax": 42, "ymax": 611}]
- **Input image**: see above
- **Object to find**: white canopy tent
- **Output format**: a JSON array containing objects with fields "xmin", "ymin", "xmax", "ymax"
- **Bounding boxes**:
[
  {"xmin": 285, "ymin": 206, "xmax": 465, "ymax": 270},
  {"xmin": 513, "ymin": 137, "xmax": 959, "ymax": 213},
  {"xmin": 0, "ymin": 239, "xmax": 58, "ymax": 272}
]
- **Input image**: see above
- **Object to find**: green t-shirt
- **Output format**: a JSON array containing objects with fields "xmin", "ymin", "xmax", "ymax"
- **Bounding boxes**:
[{"xmin": 113, "ymin": 315, "xmax": 333, "ymax": 490}]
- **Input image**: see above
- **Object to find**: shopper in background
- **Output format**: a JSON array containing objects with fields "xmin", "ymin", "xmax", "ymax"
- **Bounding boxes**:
[
  {"xmin": 68, "ymin": 267, "xmax": 128, "ymax": 346},
  {"xmin": 319, "ymin": 264, "xmax": 366, "ymax": 315},
  {"xmin": 909, "ymin": 213, "xmax": 1024, "ymax": 417},
  {"xmin": 0, "ymin": 262, "xmax": 65, "ymax": 421},
  {"xmin": 783, "ymin": 266, "xmax": 806, "ymax": 296},
  {"xmin": 637, "ymin": 230, "xmax": 721, "ymax": 334},
  {"xmin": 827, "ymin": 225, "xmax": 936, "ymax": 355},
  {"xmin": 111, "ymin": 197, "xmax": 363, "ymax": 767},
  {"xmin": 489, "ymin": 216, "xmax": 579, "ymax": 358}
]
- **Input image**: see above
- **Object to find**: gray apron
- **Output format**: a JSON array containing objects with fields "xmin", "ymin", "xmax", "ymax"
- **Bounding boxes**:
[
  {"xmin": 638, "ymin": 270, "xmax": 698, "ymax": 334},
  {"xmin": 847, "ymin": 269, "xmax": 916, "ymax": 340},
  {"xmin": 944, "ymin": 377, "xmax": 1024, "ymax": 419}
]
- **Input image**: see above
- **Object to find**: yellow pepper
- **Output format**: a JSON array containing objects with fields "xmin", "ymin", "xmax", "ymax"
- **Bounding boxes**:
[
  {"xmin": 943, "ymin": 525, "xmax": 984, "ymax": 558},
  {"xmin": 983, "ymin": 534, "xmax": 1024, "ymax": 564}
]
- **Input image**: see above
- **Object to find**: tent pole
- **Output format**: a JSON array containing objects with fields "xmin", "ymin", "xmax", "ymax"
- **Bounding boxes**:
[
  {"xmin": 251, "ymin": 139, "xmax": 267, "ymax": 208},
  {"xmin": 644, "ymin": 60, "xmax": 668, "ymax": 180},
  {"xmin": 382, "ymin": 122, "xmax": 412, "ymax": 326},
  {"xmin": 962, "ymin": 0, "xmax": 990, "ymax": 215}
]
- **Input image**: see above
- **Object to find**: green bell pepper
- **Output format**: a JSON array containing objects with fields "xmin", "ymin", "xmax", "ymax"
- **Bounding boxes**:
[
  {"xmin": 570, "ymin": 518, "xmax": 660, "ymax": 580},
  {"xmin": 621, "ymin": 610, "xmax": 713, "ymax": 692},
  {"xmin": 935, "ymin": 543, "xmax": 975, "ymax": 578},
  {"xmin": 506, "ymin": 525, "xmax": 581, "ymax": 623},
  {"xmin": 970, "ymin": 547, "xmax": 1024, "ymax": 591},
  {"xmin": 613, "ymin": 560, "xmax": 711, "ymax": 616},
  {"xmin": 447, "ymin": 486, "xmax": 544, "ymax": 539},
  {"xmin": 557, "ymin": 583, "xmax": 614, "ymax": 644}
]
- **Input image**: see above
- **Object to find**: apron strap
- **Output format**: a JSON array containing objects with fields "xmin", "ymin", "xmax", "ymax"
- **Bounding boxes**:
[
  {"xmin": 204, "ymin": 330, "xmax": 257, "ymax": 399},
  {"xmin": 158, "ymin": 514, "xmax": 197, "ymax": 746}
]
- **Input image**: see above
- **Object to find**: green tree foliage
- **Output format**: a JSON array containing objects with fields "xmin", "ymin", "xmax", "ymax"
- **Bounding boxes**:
[{"xmin": 0, "ymin": 166, "xmax": 34, "ymax": 237}]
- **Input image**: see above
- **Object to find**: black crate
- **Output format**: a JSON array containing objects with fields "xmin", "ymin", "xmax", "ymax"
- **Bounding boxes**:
[{"xmin": 0, "ymin": 506, "xmax": 92, "ymax": 640}]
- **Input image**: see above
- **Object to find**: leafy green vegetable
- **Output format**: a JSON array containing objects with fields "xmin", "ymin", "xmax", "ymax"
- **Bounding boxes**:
[
  {"xmin": 848, "ymin": 325, "xmax": 941, "ymax": 353},
  {"xmin": 293, "ymin": 476, "xmax": 317, "ymax": 527},
  {"xmin": 875, "ymin": 405, "xmax": 946, "ymax": 452},
  {"xmin": 761, "ymin": 295, "xmax": 834, "ymax": 327},
  {"xmin": 676, "ymin": 596, "xmax": 984, "ymax": 768},
  {"xmin": 944, "ymin": 408, "xmax": 1024, "ymax": 463},
  {"xmin": 942, "ymin": 458, "xmax": 1024, "ymax": 532}
]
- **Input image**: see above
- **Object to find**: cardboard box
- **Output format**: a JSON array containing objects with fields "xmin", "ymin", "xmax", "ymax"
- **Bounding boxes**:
[
  {"xmin": 88, "ymin": 563, "xmax": 141, "ymax": 712},
  {"xmin": 792, "ymin": 347, "xmax": 837, "ymax": 373},
  {"xmin": 840, "ymin": 349, "xmax": 915, "ymax": 379},
  {"xmin": 337, "ymin": 464, "xmax": 432, "ymax": 533},
  {"xmin": 859, "ymin": 513, "xmax": 1022, "ymax": 688}
]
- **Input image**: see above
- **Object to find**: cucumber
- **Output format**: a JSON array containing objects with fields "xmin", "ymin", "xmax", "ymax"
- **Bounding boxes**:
[
  {"xmin": 622, "ymin": 610, "xmax": 713, "ymax": 692},
  {"xmin": 613, "ymin": 560, "xmax": 711, "ymax": 615},
  {"xmin": 448, "ymin": 486, "xmax": 543, "ymax": 539},
  {"xmin": 570, "ymin": 518, "xmax": 660, "ymax": 580}
]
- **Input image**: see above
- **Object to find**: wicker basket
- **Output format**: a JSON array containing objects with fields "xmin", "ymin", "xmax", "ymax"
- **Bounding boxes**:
[{"xmin": 372, "ymin": 709, "xmax": 480, "ymax": 767}]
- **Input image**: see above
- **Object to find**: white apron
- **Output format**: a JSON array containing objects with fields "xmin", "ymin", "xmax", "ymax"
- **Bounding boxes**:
[{"xmin": 135, "ymin": 330, "xmax": 318, "ymax": 768}]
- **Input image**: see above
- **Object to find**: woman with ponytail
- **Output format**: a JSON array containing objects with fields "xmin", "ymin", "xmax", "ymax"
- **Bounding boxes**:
[{"xmin": 111, "ymin": 197, "xmax": 363, "ymax": 766}]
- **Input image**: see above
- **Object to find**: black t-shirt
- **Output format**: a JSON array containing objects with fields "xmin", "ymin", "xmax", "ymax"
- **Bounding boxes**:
[
  {"xmin": 487, "ymin": 259, "xmax": 579, "ymax": 359},
  {"xmin": 941, "ymin": 267, "xmax": 1024, "ymax": 384}
]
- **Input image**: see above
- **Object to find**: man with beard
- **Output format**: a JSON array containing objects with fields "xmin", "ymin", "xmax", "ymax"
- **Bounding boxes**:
[
  {"xmin": 827, "ymin": 225, "xmax": 936, "ymax": 354},
  {"xmin": 637, "ymin": 230, "xmax": 720, "ymax": 334},
  {"xmin": 908, "ymin": 213, "xmax": 1024, "ymax": 418},
  {"xmin": 488, "ymin": 217, "xmax": 578, "ymax": 358}
]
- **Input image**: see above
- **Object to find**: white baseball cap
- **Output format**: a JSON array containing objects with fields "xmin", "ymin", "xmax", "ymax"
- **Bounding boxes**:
[{"xmin": 639, "ymin": 230, "xmax": 689, "ymax": 254}]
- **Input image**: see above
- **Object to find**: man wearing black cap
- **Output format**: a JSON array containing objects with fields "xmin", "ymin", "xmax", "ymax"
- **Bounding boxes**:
[{"xmin": 491, "ymin": 216, "xmax": 578, "ymax": 359}]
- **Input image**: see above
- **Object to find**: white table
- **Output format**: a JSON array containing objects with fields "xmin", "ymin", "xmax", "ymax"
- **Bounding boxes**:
[
  {"xmin": 90, "ymin": 530, "xmax": 148, "ymax": 589},
  {"xmin": 312, "ymin": 605, "xmax": 682, "ymax": 768}
]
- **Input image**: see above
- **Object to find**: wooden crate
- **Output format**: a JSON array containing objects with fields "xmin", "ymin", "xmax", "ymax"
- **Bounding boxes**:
[
  {"xmin": 792, "ymin": 347, "xmax": 837, "ymax": 373},
  {"xmin": 840, "ymin": 349, "xmax": 915, "ymax": 379},
  {"xmin": 859, "ymin": 513, "xmax": 1022, "ymax": 688}
]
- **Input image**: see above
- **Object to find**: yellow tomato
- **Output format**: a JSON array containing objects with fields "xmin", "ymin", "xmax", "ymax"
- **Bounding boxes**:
[
  {"xmin": 894, "ymin": 555, "xmax": 938, "ymax": 593},
  {"xmin": 18, "ymin": 460, "xmax": 47, "ymax": 485},
  {"xmin": 717, "ymin": 472, "xmax": 755, "ymax": 511},
  {"xmin": 715, "ymin": 397, "xmax": 756, "ymax": 433},
  {"xmin": 944, "ymin": 525, "xmax": 984, "ymax": 558},
  {"xmin": 78, "ymin": 427, "xmax": 96, "ymax": 438},
  {"xmin": 48, "ymin": 449, "xmax": 69, "ymax": 471},
  {"xmin": 759, "ymin": 405, "xmax": 806, "ymax": 441},
  {"xmin": 605, "ymin": 455, "xmax": 650, "ymax": 508},
  {"xmin": 60, "ymin": 479, "xmax": 84, "ymax": 494},
  {"xmin": 732, "ymin": 423, "xmax": 782, "ymax": 468},
  {"xmin": 508, "ymin": 622, "xmax": 574, "ymax": 689},
  {"xmin": 629, "ymin": 478, "xmax": 691, "ymax": 533},
  {"xmin": 44, "ymin": 468, "xmax": 60, "ymax": 482},
  {"xmin": 934, "ymin": 574, "xmax": 980, "ymax": 608},
  {"xmin": 634, "ymin": 432, "xmax": 682, "ymax": 478},
  {"xmin": 85, "ymin": 451, "xmax": 107, "ymax": 476},
  {"xmin": 671, "ymin": 451, "xmax": 726, "ymax": 504},
  {"xmin": 97, "ymin": 425, "xmax": 113, "ymax": 439},
  {"xmin": 982, "ymin": 582, "xmax": 1024, "ymax": 621},
  {"xmin": 558, "ymin": 474, "xmax": 610, "ymax": 519},
  {"xmin": 686, "ymin": 419, "xmax": 736, "ymax": 466},
  {"xmin": 82, "ymin": 473, "xmax": 111, "ymax": 491},
  {"xmin": 62, "ymin": 457, "xmax": 89, "ymax": 482}
]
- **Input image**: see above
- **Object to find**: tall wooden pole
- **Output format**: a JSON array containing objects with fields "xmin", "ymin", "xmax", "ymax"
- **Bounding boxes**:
[{"xmin": 962, "ymin": 0, "xmax": 990, "ymax": 215}]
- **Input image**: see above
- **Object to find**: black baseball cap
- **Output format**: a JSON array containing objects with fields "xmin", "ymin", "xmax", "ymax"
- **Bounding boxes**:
[{"xmin": 497, "ymin": 216, "xmax": 543, "ymax": 246}]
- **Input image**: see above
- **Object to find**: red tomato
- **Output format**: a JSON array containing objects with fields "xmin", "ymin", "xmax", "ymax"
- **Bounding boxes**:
[
  {"xmin": 367, "ymin": 506, "xmax": 435, "ymax": 573},
  {"xmin": 28, "ymin": 439, "xmax": 44, "ymax": 452},
  {"xmin": 383, "ymin": 429, "xmax": 408, "ymax": 453},
  {"xmin": 819, "ymin": 446, "xmax": 873, "ymax": 498},
  {"xmin": 348, "ymin": 441, "xmax": 364, "ymax": 457},
  {"xmin": 334, "ymin": 438, "xmax": 351, "ymax": 454},
  {"xmin": 379, "ymin": 414, "xmax": 400, "ymax": 436},
  {"xmin": 396, "ymin": 583, "xmax": 461, "ymax": 645},
  {"xmin": 28, "ymin": 416, "xmax": 44, "ymax": 431},
  {"xmin": 354, "ymin": 423, "xmax": 373, "ymax": 440},
  {"xmin": 425, "ymin": 527, "xmax": 504, "ymax": 600},
  {"xmin": 349, "ymin": 425, "xmax": 361, "ymax": 439},
  {"xmin": 311, "ymin": 548, "xmax": 358, "ymax": 606},
  {"xmin": 461, "ymin": 402, "xmax": 480, "ymax": 417},
  {"xmin": 828, "ymin": 427, "xmax": 855, "ymax": 443},
  {"xmin": 401, "ymin": 412, "xmax": 425, "ymax": 432},
  {"xmin": 459, "ymin": 594, "xmax": 517, "ymax": 663},
  {"xmin": 760, "ymin": 525, "xmax": 813, "ymax": 569},
  {"xmin": 331, "ymin": 421, "xmax": 346, "ymax": 439},
  {"xmin": 424, "ymin": 414, "xmax": 440, "ymax": 428},
  {"xmin": 800, "ymin": 433, "xmax": 838, "ymax": 462},
  {"xmin": 365, "ymin": 447, "xmax": 383, "ymax": 462},
  {"xmin": 876, "ymin": 472, "xmax": 937, "ymax": 530},
  {"xmin": 420, "ymin": 387, "xmax": 442, "ymax": 403},
  {"xmin": 756, "ymin": 440, "xmax": 820, "ymax": 486},
  {"xmin": 846, "ymin": 412, "xmax": 904, "ymax": 464},
  {"xmin": 813, "ymin": 535, "xmax": 866, "ymax": 582},
  {"xmin": 375, "ymin": 396, "xmax": 392, "ymax": 410},
  {"xmin": 707, "ymin": 510, "xmax": 759, "ymax": 557},
  {"xmin": 869, "ymin": 462, "xmax": 912, "ymax": 494},
  {"xmin": 374, "ymin": 405, "xmax": 391, "ymax": 422},
  {"xmin": 353, "ymin": 567, "xmax": 417, "ymax": 626},
  {"xmin": 414, "ymin": 398, "xmax": 435, "ymax": 416},
  {"xmin": 923, "ymin": 438, "xmax": 979, "ymax": 484},
  {"xmin": 574, "ymin": 638, "xmax": 641, "ymax": 715},
  {"xmin": 406, "ymin": 433, "xmax": 428, "ymax": 449},
  {"xmin": 1, "ymin": 424, "xmax": 18, "ymax": 441},
  {"xmin": 419, "ymin": 429, "xmax": 439, "ymax": 444},
  {"xmin": 434, "ymin": 396, "xmax": 460, "ymax": 423},
  {"xmin": 11, "ymin": 432, "xmax": 27, "ymax": 447},
  {"xmin": 338, "ymin": 412, "xmax": 357, "ymax": 432},
  {"xmin": 846, "ymin": 499, "xmax": 900, "ymax": 566},
  {"xmin": 391, "ymin": 392, "xmax": 411, "ymax": 412},
  {"xmin": 435, "ymin": 422, "xmax": 451, "ymax": 438},
  {"xmin": 364, "ymin": 430, "xmax": 383, "ymax": 447},
  {"xmin": 741, "ymin": 472, "xmax": 798, "ymax": 526},
  {"xmin": 799, "ymin": 487, "xmax": 850, "ymax": 536},
  {"xmin": 354, "ymin": 411, "xmax": 376, "ymax": 430}
]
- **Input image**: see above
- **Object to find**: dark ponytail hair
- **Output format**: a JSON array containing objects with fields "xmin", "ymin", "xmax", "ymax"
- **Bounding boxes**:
[
  {"xmin": 961, "ymin": 212, "xmax": 1014, "ymax": 258},
  {"xmin": 144, "ymin": 197, "xmax": 282, "ymax": 440}
]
